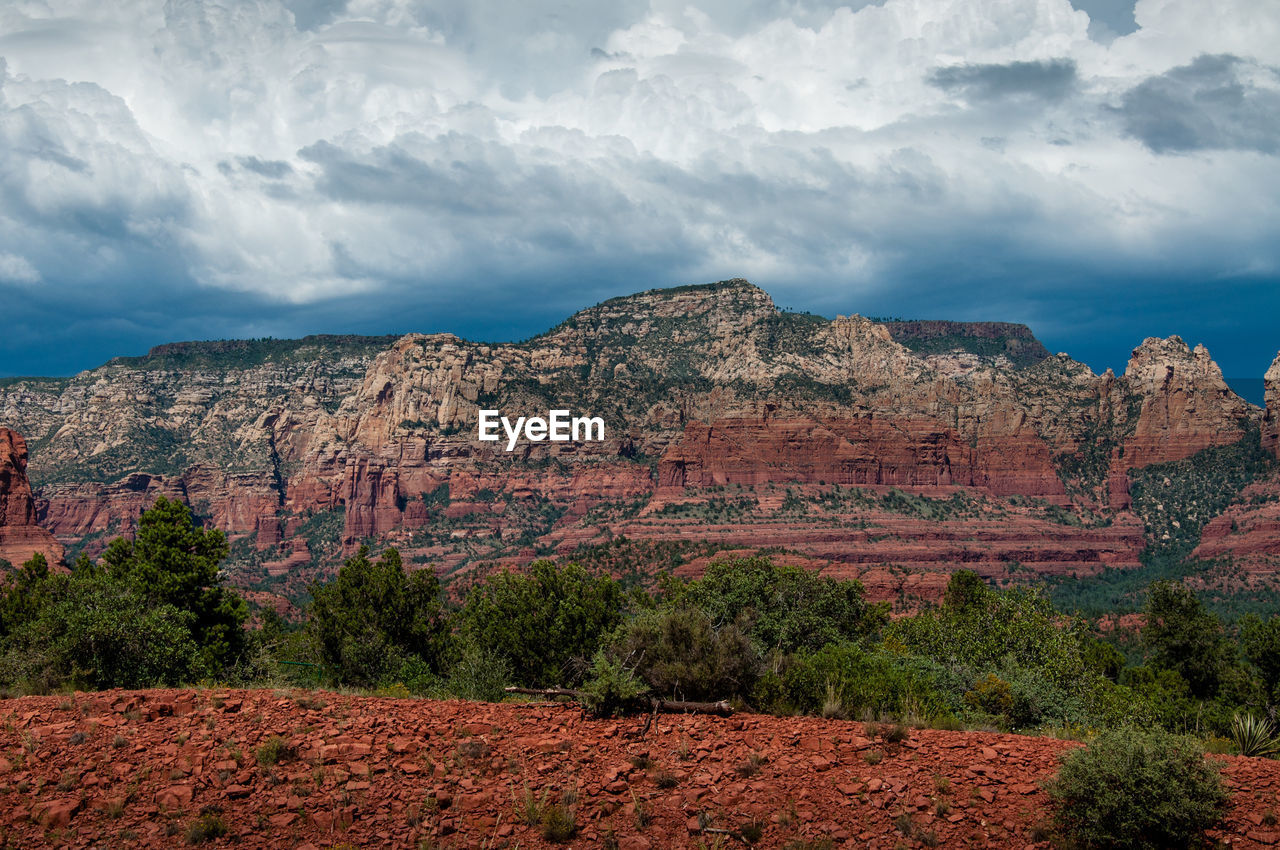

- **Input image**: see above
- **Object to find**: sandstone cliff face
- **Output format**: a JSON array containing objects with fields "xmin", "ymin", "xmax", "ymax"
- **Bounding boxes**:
[
  {"xmin": 1265, "ymin": 352, "xmax": 1280, "ymax": 459},
  {"xmin": 0, "ymin": 429, "xmax": 64, "ymax": 567},
  {"xmin": 1121, "ymin": 336, "xmax": 1250, "ymax": 468},
  {"xmin": 0, "ymin": 281, "xmax": 1270, "ymax": 599},
  {"xmin": 0, "ymin": 338, "xmax": 390, "ymax": 554}
]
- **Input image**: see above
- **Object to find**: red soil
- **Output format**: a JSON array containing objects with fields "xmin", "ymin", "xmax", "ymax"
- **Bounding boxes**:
[{"xmin": 2, "ymin": 689, "xmax": 1278, "ymax": 848}]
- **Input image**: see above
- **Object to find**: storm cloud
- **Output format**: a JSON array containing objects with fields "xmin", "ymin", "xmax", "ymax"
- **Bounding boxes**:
[
  {"xmin": 929, "ymin": 59, "xmax": 1078, "ymax": 102},
  {"xmin": 1119, "ymin": 54, "xmax": 1280, "ymax": 153},
  {"xmin": 0, "ymin": 0, "xmax": 1277, "ymax": 382}
]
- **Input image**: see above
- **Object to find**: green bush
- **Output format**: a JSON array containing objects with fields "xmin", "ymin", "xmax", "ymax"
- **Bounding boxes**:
[
  {"xmin": 461, "ymin": 560, "xmax": 624, "ymax": 687},
  {"xmin": 765, "ymin": 642, "xmax": 947, "ymax": 719},
  {"xmin": 608, "ymin": 605, "xmax": 758, "ymax": 702},
  {"xmin": 445, "ymin": 644, "xmax": 512, "ymax": 702},
  {"xmin": 540, "ymin": 804, "xmax": 576, "ymax": 842},
  {"xmin": 1046, "ymin": 727, "xmax": 1228, "ymax": 849},
  {"xmin": 309, "ymin": 546, "xmax": 453, "ymax": 688},
  {"xmin": 964, "ymin": 673, "xmax": 1014, "ymax": 717},
  {"xmin": 579, "ymin": 651, "xmax": 649, "ymax": 717},
  {"xmin": 185, "ymin": 812, "xmax": 228, "ymax": 844},
  {"xmin": 677, "ymin": 557, "xmax": 886, "ymax": 654},
  {"xmin": 0, "ymin": 571, "xmax": 199, "ymax": 691}
]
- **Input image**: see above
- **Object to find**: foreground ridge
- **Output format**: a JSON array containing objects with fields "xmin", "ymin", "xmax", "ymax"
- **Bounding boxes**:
[{"xmin": 1, "ymin": 688, "xmax": 1278, "ymax": 848}]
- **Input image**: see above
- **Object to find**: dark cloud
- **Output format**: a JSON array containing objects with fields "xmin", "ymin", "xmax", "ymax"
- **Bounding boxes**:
[
  {"xmin": 929, "ymin": 59, "xmax": 1078, "ymax": 102},
  {"xmin": 236, "ymin": 156, "xmax": 293, "ymax": 178},
  {"xmin": 1119, "ymin": 54, "xmax": 1280, "ymax": 154}
]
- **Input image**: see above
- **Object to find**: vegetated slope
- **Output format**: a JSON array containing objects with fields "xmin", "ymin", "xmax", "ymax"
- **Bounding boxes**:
[
  {"xmin": 2, "ymin": 689, "xmax": 1278, "ymax": 849},
  {"xmin": 0, "ymin": 280, "xmax": 1274, "ymax": 612}
]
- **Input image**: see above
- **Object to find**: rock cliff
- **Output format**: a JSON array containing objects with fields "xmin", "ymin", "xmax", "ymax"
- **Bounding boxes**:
[
  {"xmin": 1122, "ymin": 336, "xmax": 1251, "ymax": 468},
  {"xmin": 1265, "ymin": 352, "xmax": 1280, "ymax": 458},
  {"xmin": 0, "ymin": 280, "xmax": 1272, "ymax": 601},
  {"xmin": 0, "ymin": 428, "xmax": 64, "ymax": 567}
]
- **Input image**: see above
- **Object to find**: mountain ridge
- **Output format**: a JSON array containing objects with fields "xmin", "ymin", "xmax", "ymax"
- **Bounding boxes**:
[{"xmin": 0, "ymin": 279, "xmax": 1276, "ymax": 613}]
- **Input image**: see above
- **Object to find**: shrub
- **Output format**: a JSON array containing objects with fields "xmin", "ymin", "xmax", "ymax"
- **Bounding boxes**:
[
  {"xmin": 540, "ymin": 803, "xmax": 576, "ymax": 842},
  {"xmin": 185, "ymin": 812, "xmax": 228, "ymax": 844},
  {"xmin": 677, "ymin": 557, "xmax": 886, "ymax": 654},
  {"xmin": 579, "ymin": 652, "xmax": 649, "ymax": 717},
  {"xmin": 0, "ymin": 572, "xmax": 199, "ymax": 691},
  {"xmin": 1046, "ymin": 726, "xmax": 1228, "ymax": 849},
  {"xmin": 461, "ymin": 560, "xmax": 624, "ymax": 687},
  {"xmin": 766, "ymin": 642, "xmax": 947, "ymax": 719},
  {"xmin": 963, "ymin": 673, "xmax": 1014, "ymax": 717},
  {"xmin": 445, "ymin": 644, "xmax": 511, "ymax": 702},
  {"xmin": 310, "ymin": 546, "xmax": 452, "ymax": 688},
  {"xmin": 609, "ymin": 605, "xmax": 758, "ymax": 702},
  {"xmin": 254, "ymin": 735, "xmax": 295, "ymax": 766}
]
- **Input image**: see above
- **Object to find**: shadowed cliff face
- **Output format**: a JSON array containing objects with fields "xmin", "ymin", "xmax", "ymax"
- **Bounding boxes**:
[
  {"xmin": 1265, "ymin": 352, "xmax": 1280, "ymax": 459},
  {"xmin": 0, "ymin": 280, "xmax": 1271, "ymax": 599},
  {"xmin": 0, "ymin": 428, "xmax": 64, "ymax": 567}
]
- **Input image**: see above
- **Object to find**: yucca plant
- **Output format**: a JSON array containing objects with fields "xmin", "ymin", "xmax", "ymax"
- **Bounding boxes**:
[{"xmin": 1231, "ymin": 714, "xmax": 1280, "ymax": 758}]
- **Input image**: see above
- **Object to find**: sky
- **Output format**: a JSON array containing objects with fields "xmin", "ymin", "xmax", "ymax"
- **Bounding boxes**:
[{"xmin": 0, "ymin": 0, "xmax": 1278, "ymax": 391}]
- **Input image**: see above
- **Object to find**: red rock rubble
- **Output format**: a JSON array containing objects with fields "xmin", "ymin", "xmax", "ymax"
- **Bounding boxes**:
[{"xmin": 2, "ymin": 689, "xmax": 1279, "ymax": 848}]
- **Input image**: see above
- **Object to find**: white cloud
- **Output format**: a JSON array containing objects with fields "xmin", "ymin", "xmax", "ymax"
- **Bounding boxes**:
[{"xmin": 0, "ymin": 0, "xmax": 1275, "ymax": 333}]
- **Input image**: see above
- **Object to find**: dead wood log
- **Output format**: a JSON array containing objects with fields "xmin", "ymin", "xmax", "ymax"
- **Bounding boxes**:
[
  {"xmin": 503, "ymin": 687, "xmax": 733, "ymax": 716},
  {"xmin": 504, "ymin": 687, "xmax": 579, "ymax": 698}
]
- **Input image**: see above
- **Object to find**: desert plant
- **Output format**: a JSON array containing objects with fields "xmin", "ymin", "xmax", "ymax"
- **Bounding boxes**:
[
  {"xmin": 254, "ymin": 735, "xmax": 295, "ymax": 766},
  {"xmin": 185, "ymin": 812, "xmax": 228, "ymax": 844},
  {"xmin": 1046, "ymin": 726, "xmax": 1228, "ymax": 849},
  {"xmin": 540, "ymin": 803, "xmax": 576, "ymax": 842},
  {"xmin": 736, "ymin": 752, "xmax": 767, "ymax": 777},
  {"xmin": 513, "ymin": 783, "xmax": 547, "ymax": 825},
  {"xmin": 883, "ymin": 722, "xmax": 909, "ymax": 744},
  {"xmin": 1231, "ymin": 714, "xmax": 1280, "ymax": 758}
]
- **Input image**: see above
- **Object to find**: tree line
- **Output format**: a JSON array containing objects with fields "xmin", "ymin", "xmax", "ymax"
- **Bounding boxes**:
[{"xmin": 3, "ymin": 496, "xmax": 1280, "ymax": 748}]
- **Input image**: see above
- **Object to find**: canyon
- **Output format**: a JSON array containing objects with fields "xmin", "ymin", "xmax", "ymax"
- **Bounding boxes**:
[{"xmin": 0, "ymin": 280, "xmax": 1276, "ymax": 609}]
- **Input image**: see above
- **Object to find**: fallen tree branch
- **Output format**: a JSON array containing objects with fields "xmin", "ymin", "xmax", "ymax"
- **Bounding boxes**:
[
  {"xmin": 504, "ymin": 687, "xmax": 579, "ymax": 698},
  {"xmin": 650, "ymin": 698, "xmax": 733, "ymax": 716},
  {"xmin": 503, "ymin": 687, "xmax": 733, "ymax": 717}
]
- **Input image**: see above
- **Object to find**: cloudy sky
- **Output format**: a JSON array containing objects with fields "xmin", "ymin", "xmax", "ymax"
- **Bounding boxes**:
[{"xmin": 1, "ymin": 0, "xmax": 1278, "ymax": 390}]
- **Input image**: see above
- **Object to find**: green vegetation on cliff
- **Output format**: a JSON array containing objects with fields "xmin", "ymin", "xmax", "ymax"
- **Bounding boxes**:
[{"xmin": 109, "ymin": 334, "xmax": 399, "ymax": 372}]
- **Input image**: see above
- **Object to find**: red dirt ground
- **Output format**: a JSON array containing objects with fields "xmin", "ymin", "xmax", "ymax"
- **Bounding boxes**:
[{"xmin": 2, "ymin": 688, "xmax": 1279, "ymax": 848}]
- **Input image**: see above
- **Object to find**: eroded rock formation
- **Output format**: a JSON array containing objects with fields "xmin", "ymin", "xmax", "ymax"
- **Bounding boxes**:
[
  {"xmin": 0, "ymin": 428, "xmax": 64, "ymax": 567},
  {"xmin": 1265, "ymin": 352, "xmax": 1280, "ymax": 459},
  {"xmin": 1122, "ymin": 336, "xmax": 1250, "ymax": 468}
]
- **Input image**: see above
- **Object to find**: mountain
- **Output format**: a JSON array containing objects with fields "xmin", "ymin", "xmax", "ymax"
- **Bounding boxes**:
[{"xmin": 1, "ymin": 280, "xmax": 1276, "ymax": 609}]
